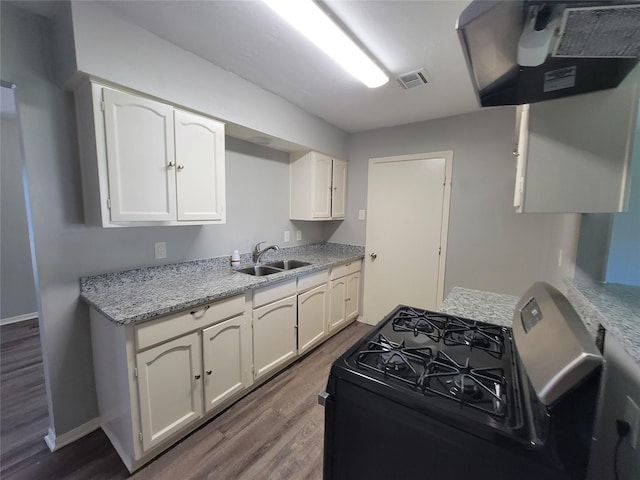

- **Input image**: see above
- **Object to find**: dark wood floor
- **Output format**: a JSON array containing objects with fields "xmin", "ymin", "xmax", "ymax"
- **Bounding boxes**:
[{"xmin": 0, "ymin": 319, "xmax": 371, "ymax": 479}]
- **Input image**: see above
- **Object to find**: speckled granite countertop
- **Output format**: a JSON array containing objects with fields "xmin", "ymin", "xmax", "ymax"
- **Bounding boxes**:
[
  {"xmin": 80, "ymin": 243, "xmax": 364, "ymax": 326},
  {"xmin": 565, "ymin": 278, "xmax": 640, "ymax": 364},
  {"xmin": 439, "ymin": 287, "xmax": 519, "ymax": 327}
]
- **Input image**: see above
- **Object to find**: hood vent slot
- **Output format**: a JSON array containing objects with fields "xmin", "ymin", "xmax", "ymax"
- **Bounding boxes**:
[
  {"xmin": 397, "ymin": 69, "xmax": 429, "ymax": 89},
  {"xmin": 553, "ymin": 4, "xmax": 640, "ymax": 58}
]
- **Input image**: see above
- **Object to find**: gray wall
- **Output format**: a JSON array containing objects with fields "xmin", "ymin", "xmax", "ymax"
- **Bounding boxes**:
[
  {"xmin": 1, "ymin": 96, "xmax": 38, "ymax": 321},
  {"xmin": 575, "ymin": 213, "xmax": 613, "ymax": 282},
  {"xmin": 329, "ymin": 107, "xmax": 581, "ymax": 298},
  {"xmin": 1, "ymin": 4, "xmax": 332, "ymax": 438}
]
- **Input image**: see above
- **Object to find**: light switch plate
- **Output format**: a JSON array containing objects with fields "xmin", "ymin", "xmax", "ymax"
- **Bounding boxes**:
[
  {"xmin": 284, "ymin": 230, "xmax": 290, "ymax": 242},
  {"xmin": 358, "ymin": 209, "xmax": 366, "ymax": 220},
  {"xmin": 296, "ymin": 230, "xmax": 302, "ymax": 241}
]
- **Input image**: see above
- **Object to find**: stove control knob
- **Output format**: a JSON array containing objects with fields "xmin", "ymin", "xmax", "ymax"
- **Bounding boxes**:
[{"xmin": 370, "ymin": 252, "xmax": 378, "ymax": 260}]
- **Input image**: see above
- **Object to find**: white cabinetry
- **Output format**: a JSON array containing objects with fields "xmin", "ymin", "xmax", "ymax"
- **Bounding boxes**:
[
  {"xmin": 90, "ymin": 294, "xmax": 249, "ymax": 472},
  {"xmin": 75, "ymin": 81, "xmax": 225, "ymax": 227},
  {"xmin": 329, "ymin": 260, "xmax": 362, "ymax": 332},
  {"xmin": 252, "ymin": 279, "xmax": 298, "ymax": 380},
  {"xmin": 136, "ymin": 332, "xmax": 203, "ymax": 452},
  {"xmin": 290, "ymin": 151, "xmax": 347, "ymax": 220},
  {"xmin": 513, "ymin": 75, "xmax": 638, "ymax": 213},
  {"xmin": 297, "ymin": 269, "xmax": 329, "ymax": 355}
]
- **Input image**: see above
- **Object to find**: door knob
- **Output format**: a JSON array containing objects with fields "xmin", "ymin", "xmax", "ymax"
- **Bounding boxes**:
[{"xmin": 370, "ymin": 253, "xmax": 377, "ymax": 260}]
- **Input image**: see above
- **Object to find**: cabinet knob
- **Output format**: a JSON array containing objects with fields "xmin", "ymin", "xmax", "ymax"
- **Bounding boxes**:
[
  {"xmin": 370, "ymin": 253, "xmax": 377, "ymax": 260},
  {"xmin": 345, "ymin": 298, "xmax": 351, "ymax": 302},
  {"xmin": 168, "ymin": 162, "xmax": 175, "ymax": 167},
  {"xmin": 190, "ymin": 305, "xmax": 210, "ymax": 316},
  {"xmin": 512, "ymin": 149, "xmax": 519, "ymax": 157},
  {"xmin": 194, "ymin": 374, "xmax": 201, "ymax": 380},
  {"xmin": 177, "ymin": 164, "xmax": 185, "ymax": 170},
  {"xmin": 206, "ymin": 370, "xmax": 212, "ymax": 376}
]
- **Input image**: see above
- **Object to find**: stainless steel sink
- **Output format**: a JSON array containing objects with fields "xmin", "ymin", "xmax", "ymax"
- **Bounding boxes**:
[
  {"xmin": 236, "ymin": 265, "xmax": 282, "ymax": 276},
  {"xmin": 265, "ymin": 260, "xmax": 311, "ymax": 270}
]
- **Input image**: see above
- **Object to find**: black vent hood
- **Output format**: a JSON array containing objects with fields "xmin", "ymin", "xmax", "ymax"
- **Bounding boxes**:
[{"xmin": 456, "ymin": 0, "xmax": 639, "ymax": 107}]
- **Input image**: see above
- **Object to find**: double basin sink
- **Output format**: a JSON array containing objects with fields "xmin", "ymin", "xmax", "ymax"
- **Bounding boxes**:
[{"xmin": 237, "ymin": 259, "xmax": 311, "ymax": 276}]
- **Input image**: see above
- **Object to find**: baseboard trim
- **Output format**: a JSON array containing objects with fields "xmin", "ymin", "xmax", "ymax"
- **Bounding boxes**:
[
  {"xmin": 43, "ymin": 417, "xmax": 101, "ymax": 452},
  {"xmin": 0, "ymin": 312, "xmax": 38, "ymax": 326}
]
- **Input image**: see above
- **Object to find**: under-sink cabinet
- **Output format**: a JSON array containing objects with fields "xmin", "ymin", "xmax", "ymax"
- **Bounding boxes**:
[
  {"xmin": 74, "ymin": 81, "xmax": 226, "ymax": 227},
  {"xmin": 290, "ymin": 151, "xmax": 347, "ymax": 220},
  {"xmin": 252, "ymin": 279, "xmax": 298, "ymax": 380},
  {"xmin": 329, "ymin": 260, "xmax": 361, "ymax": 332}
]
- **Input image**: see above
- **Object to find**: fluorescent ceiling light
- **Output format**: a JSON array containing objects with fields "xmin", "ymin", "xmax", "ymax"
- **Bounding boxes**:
[{"xmin": 263, "ymin": 0, "xmax": 389, "ymax": 88}]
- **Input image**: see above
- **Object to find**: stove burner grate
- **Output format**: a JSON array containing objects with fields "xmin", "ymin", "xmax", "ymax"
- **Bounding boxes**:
[
  {"xmin": 443, "ymin": 317, "xmax": 506, "ymax": 358},
  {"xmin": 419, "ymin": 351, "xmax": 508, "ymax": 417},
  {"xmin": 356, "ymin": 334, "xmax": 433, "ymax": 387},
  {"xmin": 391, "ymin": 307, "xmax": 447, "ymax": 342}
]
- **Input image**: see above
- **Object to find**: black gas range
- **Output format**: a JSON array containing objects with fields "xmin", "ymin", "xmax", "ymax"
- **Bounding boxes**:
[{"xmin": 320, "ymin": 282, "xmax": 603, "ymax": 480}]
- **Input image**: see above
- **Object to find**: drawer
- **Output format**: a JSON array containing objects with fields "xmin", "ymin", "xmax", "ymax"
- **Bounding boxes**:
[
  {"xmin": 135, "ymin": 294, "xmax": 245, "ymax": 350},
  {"xmin": 253, "ymin": 278, "xmax": 297, "ymax": 309},
  {"xmin": 297, "ymin": 269, "xmax": 328, "ymax": 293},
  {"xmin": 330, "ymin": 260, "xmax": 362, "ymax": 280}
]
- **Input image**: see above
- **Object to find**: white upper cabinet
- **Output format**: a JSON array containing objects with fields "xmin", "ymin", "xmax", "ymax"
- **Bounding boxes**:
[
  {"xmin": 75, "ymin": 81, "xmax": 226, "ymax": 227},
  {"xmin": 513, "ymin": 75, "xmax": 639, "ymax": 213},
  {"xmin": 290, "ymin": 151, "xmax": 347, "ymax": 220},
  {"xmin": 103, "ymin": 89, "xmax": 177, "ymax": 222},
  {"xmin": 174, "ymin": 109, "xmax": 225, "ymax": 222}
]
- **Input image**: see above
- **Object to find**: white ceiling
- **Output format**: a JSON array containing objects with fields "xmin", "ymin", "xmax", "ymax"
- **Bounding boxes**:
[{"xmin": 15, "ymin": 0, "xmax": 481, "ymax": 134}]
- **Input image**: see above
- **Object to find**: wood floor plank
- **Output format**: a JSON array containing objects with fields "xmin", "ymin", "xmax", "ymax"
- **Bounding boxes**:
[{"xmin": 0, "ymin": 319, "xmax": 371, "ymax": 479}]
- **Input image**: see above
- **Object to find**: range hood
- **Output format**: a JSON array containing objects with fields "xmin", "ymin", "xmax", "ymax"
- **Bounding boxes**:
[{"xmin": 456, "ymin": 1, "xmax": 640, "ymax": 107}]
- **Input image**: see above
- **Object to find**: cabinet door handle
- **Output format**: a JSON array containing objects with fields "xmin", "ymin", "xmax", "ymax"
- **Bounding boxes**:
[
  {"xmin": 206, "ymin": 370, "xmax": 212, "ymax": 376},
  {"xmin": 168, "ymin": 161, "xmax": 175, "ymax": 167},
  {"xmin": 194, "ymin": 374, "xmax": 201, "ymax": 380},
  {"xmin": 177, "ymin": 164, "xmax": 185, "ymax": 170},
  {"xmin": 190, "ymin": 305, "xmax": 210, "ymax": 316},
  {"xmin": 370, "ymin": 253, "xmax": 377, "ymax": 260},
  {"xmin": 345, "ymin": 298, "xmax": 351, "ymax": 302}
]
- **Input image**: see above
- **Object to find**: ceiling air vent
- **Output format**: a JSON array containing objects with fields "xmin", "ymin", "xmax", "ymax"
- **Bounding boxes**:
[{"xmin": 397, "ymin": 69, "xmax": 430, "ymax": 89}]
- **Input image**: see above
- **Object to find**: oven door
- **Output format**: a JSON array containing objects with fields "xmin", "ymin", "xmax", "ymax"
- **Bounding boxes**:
[{"xmin": 321, "ymin": 374, "xmax": 574, "ymax": 480}]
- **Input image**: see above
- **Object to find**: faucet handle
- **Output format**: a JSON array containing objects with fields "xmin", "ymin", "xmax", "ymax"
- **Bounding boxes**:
[{"xmin": 254, "ymin": 241, "xmax": 266, "ymax": 253}]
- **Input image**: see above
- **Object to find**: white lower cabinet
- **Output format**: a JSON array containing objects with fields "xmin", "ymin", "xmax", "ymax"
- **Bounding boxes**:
[
  {"xmin": 253, "ymin": 294, "xmax": 297, "ymax": 380},
  {"xmin": 136, "ymin": 332, "xmax": 203, "ymax": 452},
  {"xmin": 202, "ymin": 314, "xmax": 251, "ymax": 413},
  {"xmin": 89, "ymin": 261, "xmax": 361, "ymax": 473},
  {"xmin": 329, "ymin": 260, "xmax": 362, "ymax": 332},
  {"xmin": 298, "ymin": 283, "xmax": 329, "ymax": 354}
]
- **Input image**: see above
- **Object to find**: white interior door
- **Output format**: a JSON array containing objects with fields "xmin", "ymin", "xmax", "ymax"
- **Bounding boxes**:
[{"xmin": 363, "ymin": 152, "xmax": 452, "ymax": 325}]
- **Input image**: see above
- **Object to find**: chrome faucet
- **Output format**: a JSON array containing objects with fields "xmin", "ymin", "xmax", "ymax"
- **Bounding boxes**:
[{"xmin": 252, "ymin": 241, "xmax": 279, "ymax": 264}]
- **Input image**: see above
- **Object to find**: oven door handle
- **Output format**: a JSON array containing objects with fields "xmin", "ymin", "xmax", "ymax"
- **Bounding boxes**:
[{"xmin": 318, "ymin": 390, "xmax": 330, "ymax": 407}]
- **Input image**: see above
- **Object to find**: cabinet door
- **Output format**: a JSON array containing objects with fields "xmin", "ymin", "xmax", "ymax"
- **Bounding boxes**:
[
  {"xmin": 136, "ymin": 332, "xmax": 203, "ymax": 452},
  {"xmin": 298, "ymin": 283, "xmax": 328, "ymax": 355},
  {"xmin": 174, "ymin": 110, "xmax": 226, "ymax": 222},
  {"xmin": 202, "ymin": 314, "xmax": 249, "ymax": 413},
  {"xmin": 514, "ymin": 77, "xmax": 638, "ymax": 213},
  {"xmin": 253, "ymin": 295, "xmax": 297, "ymax": 380},
  {"xmin": 329, "ymin": 277, "xmax": 347, "ymax": 332},
  {"xmin": 345, "ymin": 272, "xmax": 360, "ymax": 321},
  {"xmin": 103, "ymin": 88, "xmax": 176, "ymax": 222},
  {"xmin": 331, "ymin": 158, "xmax": 347, "ymax": 219},
  {"xmin": 311, "ymin": 152, "xmax": 333, "ymax": 219}
]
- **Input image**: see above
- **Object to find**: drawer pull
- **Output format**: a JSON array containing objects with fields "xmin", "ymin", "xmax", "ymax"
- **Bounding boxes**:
[
  {"xmin": 345, "ymin": 262, "xmax": 351, "ymax": 267},
  {"xmin": 206, "ymin": 370, "xmax": 212, "ymax": 376},
  {"xmin": 194, "ymin": 374, "xmax": 201, "ymax": 380},
  {"xmin": 190, "ymin": 305, "xmax": 210, "ymax": 316}
]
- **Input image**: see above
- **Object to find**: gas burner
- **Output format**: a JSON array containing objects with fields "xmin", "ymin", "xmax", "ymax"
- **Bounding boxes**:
[
  {"xmin": 450, "ymin": 374, "xmax": 483, "ymax": 400},
  {"xmin": 392, "ymin": 307, "xmax": 446, "ymax": 341},
  {"xmin": 443, "ymin": 318, "xmax": 505, "ymax": 358},
  {"xmin": 419, "ymin": 351, "xmax": 508, "ymax": 417},
  {"xmin": 356, "ymin": 334, "xmax": 433, "ymax": 386}
]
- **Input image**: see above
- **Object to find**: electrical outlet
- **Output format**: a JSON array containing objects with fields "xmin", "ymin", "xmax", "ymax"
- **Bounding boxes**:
[
  {"xmin": 624, "ymin": 395, "xmax": 639, "ymax": 449},
  {"xmin": 154, "ymin": 242, "xmax": 167, "ymax": 260},
  {"xmin": 296, "ymin": 230, "xmax": 302, "ymax": 241},
  {"xmin": 359, "ymin": 209, "xmax": 366, "ymax": 220},
  {"xmin": 284, "ymin": 230, "xmax": 290, "ymax": 242}
]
